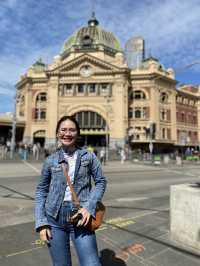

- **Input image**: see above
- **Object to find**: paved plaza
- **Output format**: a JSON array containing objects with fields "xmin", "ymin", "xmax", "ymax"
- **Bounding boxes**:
[{"xmin": 0, "ymin": 160, "xmax": 200, "ymax": 265}]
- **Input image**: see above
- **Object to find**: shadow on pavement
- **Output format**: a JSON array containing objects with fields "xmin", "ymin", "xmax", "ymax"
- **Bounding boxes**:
[
  {"xmin": 0, "ymin": 184, "xmax": 34, "ymax": 200},
  {"xmin": 102, "ymin": 221, "xmax": 200, "ymax": 259},
  {"xmin": 100, "ymin": 248, "xmax": 127, "ymax": 266}
]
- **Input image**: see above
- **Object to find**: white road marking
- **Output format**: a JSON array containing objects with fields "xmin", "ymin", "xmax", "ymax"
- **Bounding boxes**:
[
  {"xmin": 22, "ymin": 160, "xmax": 40, "ymax": 174},
  {"xmin": 116, "ymin": 197, "xmax": 149, "ymax": 202},
  {"xmin": 164, "ymin": 168, "xmax": 198, "ymax": 177}
]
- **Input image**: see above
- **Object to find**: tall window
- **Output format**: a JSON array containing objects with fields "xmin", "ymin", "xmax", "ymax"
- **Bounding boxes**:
[
  {"xmin": 101, "ymin": 83, "xmax": 109, "ymax": 93},
  {"xmin": 193, "ymin": 115, "xmax": 197, "ymax": 124},
  {"xmin": 134, "ymin": 107, "xmax": 147, "ymax": 119},
  {"xmin": 19, "ymin": 95, "xmax": 25, "ymax": 116},
  {"xmin": 34, "ymin": 92, "xmax": 47, "ymax": 120},
  {"xmin": 65, "ymin": 84, "xmax": 73, "ymax": 94},
  {"xmin": 88, "ymin": 83, "xmax": 96, "ymax": 93},
  {"xmin": 77, "ymin": 84, "xmax": 85, "ymax": 94},
  {"xmin": 135, "ymin": 109, "xmax": 141, "ymax": 118},
  {"xmin": 128, "ymin": 107, "xmax": 133, "ymax": 118},
  {"xmin": 181, "ymin": 112, "xmax": 185, "ymax": 122},
  {"xmin": 161, "ymin": 110, "xmax": 167, "ymax": 120},
  {"xmin": 162, "ymin": 128, "xmax": 166, "ymax": 139},
  {"xmin": 60, "ymin": 83, "xmax": 111, "ymax": 96},
  {"xmin": 35, "ymin": 108, "xmax": 46, "ymax": 120}
]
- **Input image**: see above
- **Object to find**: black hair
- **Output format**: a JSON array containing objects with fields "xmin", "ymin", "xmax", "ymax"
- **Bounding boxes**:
[{"xmin": 56, "ymin": 115, "xmax": 80, "ymax": 136}]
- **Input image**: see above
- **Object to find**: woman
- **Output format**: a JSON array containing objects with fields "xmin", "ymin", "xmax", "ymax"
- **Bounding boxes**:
[{"xmin": 35, "ymin": 115, "xmax": 107, "ymax": 266}]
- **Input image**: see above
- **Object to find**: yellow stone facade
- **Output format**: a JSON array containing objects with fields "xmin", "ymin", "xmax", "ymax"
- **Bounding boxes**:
[{"xmin": 15, "ymin": 15, "xmax": 200, "ymax": 153}]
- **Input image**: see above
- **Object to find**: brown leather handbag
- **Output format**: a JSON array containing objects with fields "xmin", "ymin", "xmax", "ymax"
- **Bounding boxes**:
[{"xmin": 62, "ymin": 163, "xmax": 105, "ymax": 231}]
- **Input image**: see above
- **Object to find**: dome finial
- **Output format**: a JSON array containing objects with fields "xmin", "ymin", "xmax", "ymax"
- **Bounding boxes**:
[{"xmin": 88, "ymin": 11, "xmax": 99, "ymax": 26}]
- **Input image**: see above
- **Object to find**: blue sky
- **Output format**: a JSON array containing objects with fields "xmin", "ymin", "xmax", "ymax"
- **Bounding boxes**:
[{"xmin": 0, "ymin": 0, "xmax": 200, "ymax": 112}]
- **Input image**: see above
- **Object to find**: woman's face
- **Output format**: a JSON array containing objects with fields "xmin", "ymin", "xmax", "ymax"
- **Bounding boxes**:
[{"xmin": 57, "ymin": 119, "xmax": 78, "ymax": 148}]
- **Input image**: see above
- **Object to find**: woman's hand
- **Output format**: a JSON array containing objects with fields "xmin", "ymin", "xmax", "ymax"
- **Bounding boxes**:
[
  {"xmin": 75, "ymin": 208, "xmax": 91, "ymax": 227},
  {"xmin": 39, "ymin": 227, "xmax": 52, "ymax": 244}
]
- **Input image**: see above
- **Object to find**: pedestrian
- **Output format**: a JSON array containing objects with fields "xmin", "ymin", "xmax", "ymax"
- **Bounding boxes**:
[
  {"xmin": 35, "ymin": 115, "xmax": 107, "ymax": 266},
  {"xmin": 100, "ymin": 147, "xmax": 106, "ymax": 165},
  {"xmin": 32, "ymin": 143, "xmax": 38, "ymax": 160},
  {"xmin": 23, "ymin": 143, "xmax": 28, "ymax": 160},
  {"xmin": 120, "ymin": 148, "xmax": 126, "ymax": 164},
  {"xmin": 36, "ymin": 142, "xmax": 41, "ymax": 160},
  {"xmin": 0, "ymin": 144, "xmax": 4, "ymax": 159},
  {"xmin": 6, "ymin": 140, "xmax": 11, "ymax": 152},
  {"xmin": 18, "ymin": 142, "xmax": 23, "ymax": 159}
]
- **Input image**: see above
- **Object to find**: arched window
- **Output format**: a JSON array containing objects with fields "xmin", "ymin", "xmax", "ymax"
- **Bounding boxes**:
[
  {"xmin": 33, "ymin": 130, "xmax": 46, "ymax": 147},
  {"xmin": 36, "ymin": 92, "xmax": 47, "ymax": 102},
  {"xmin": 75, "ymin": 111, "xmax": 106, "ymax": 129},
  {"xmin": 82, "ymin": 35, "xmax": 93, "ymax": 47},
  {"xmin": 33, "ymin": 130, "xmax": 45, "ymax": 138},
  {"xmin": 133, "ymin": 90, "xmax": 146, "ymax": 100},
  {"xmin": 160, "ymin": 92, "xmax": 168, "ymax": 103}
]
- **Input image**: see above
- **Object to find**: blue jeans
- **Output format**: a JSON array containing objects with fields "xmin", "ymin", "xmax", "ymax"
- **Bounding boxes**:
[{"xmin": 47, "ymin": 201, "xmax": 101, "ymax": 266}]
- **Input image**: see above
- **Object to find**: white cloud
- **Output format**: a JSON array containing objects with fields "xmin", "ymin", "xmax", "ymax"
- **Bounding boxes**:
[
  {"xmin": 97, "ymin": 0, "xmax": 200, "ymax": 70},
  {"xmin": 0, "ymin": 0, "xmax": 200, "ymax": 112}
]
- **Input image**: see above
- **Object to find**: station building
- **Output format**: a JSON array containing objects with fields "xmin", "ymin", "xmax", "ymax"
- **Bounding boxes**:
[{"xmin": 13, "ymin": 14, "xmax": 200, "ymax": 153}]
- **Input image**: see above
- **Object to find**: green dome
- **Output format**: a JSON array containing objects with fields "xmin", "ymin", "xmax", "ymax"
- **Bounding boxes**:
[{"xmin": 61, "ymin": 14, "xmax": 122, "ymax": 55}]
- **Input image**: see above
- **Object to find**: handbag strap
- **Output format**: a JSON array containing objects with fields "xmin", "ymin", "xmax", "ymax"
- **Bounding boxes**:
[{"xmin": 61, "ymin": 163, "xmax": 80, "ymax": 208}]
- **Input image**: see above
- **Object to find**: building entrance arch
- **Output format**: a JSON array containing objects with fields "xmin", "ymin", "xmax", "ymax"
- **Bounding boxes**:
[
  {"xmin": 74, "ymin": 111, "xmax": 108, "ymax": 147},
  {"xmin": 33, "ymin": 130, "xmax": 45, "ymax": 147}
]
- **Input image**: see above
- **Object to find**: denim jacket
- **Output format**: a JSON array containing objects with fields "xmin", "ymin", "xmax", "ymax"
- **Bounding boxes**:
[{"xmin": 35, "ymin": 147, "xmax": 107, "ymax": 231}]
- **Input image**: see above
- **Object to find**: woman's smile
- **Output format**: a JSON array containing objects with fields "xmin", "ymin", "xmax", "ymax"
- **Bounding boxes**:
[{"xmin": 58, "ymin": 119, "xmax": 78, "ymax": 148}]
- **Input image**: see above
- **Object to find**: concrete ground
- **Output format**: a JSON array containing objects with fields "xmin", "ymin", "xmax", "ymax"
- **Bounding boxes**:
[{"xmin": 0, "ymin": 159, "xmax": 200, "ymax": 266}]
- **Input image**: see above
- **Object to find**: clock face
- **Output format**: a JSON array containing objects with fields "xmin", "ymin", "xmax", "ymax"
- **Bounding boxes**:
[{"xmin": 80, "ymin": 65, "xmax": 92, "ymax": 77}]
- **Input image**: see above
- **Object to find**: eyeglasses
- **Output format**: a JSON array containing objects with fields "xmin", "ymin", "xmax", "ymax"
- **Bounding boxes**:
[{"xmin": 59, "ymin": 128, "xmax": 77, "ymax": 135}]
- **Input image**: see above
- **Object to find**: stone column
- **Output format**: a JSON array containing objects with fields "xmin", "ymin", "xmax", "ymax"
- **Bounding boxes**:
[
  {"xmin": 110, "ymin": 78, "xmax": 128, "ymax": 148},
  {"xmin": 150, "ymin": 82, "xmax": 159, "ymax": 139},
  {"xmin": 23, "ymin": 83, "xmax": 33, "ymax": 144},
  {"xmin": 46, "ymin": 76, "xmax": 59, "ymax": 147},
  {"xmin": 171, "ymin": 90, "xmax": 177, "ymax": 143},
  {"xmin": 197, "ymin": 99, "xmax": 200, "ymax": 145}
]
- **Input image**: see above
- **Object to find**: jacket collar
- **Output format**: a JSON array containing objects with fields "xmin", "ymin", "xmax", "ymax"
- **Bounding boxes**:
[{"xmin": 57, "ymin": 146, "xmax": 87, "ymax": 164}]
